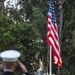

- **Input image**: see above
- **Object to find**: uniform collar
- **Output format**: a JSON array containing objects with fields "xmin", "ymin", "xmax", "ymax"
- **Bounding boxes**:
[{"xmin": 4, "ymin": 69, "xmax": 13, "ymax": 72}]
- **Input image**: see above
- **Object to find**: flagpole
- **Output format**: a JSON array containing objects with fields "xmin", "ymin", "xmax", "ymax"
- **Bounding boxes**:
[
  {"xmin": 47, "ymin": 46, "xmax": 49, "ymax": 75},
  {"xmin": 50, "ymin": 46, "xmax": 52, "ymax": 75}
]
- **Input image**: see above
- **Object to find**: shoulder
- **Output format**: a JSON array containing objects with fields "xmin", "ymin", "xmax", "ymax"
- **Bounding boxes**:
[{"xmin": 2, "ymin": 72, "xmax": 14, "ymax": 75}]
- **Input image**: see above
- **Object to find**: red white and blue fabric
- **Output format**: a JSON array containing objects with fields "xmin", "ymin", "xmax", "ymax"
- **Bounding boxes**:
[{"xmin": 46, "ymin": 0, "xmax": 62, "ymax": 68}]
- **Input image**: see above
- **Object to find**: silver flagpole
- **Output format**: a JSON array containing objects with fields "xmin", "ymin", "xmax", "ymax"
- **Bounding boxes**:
[{"xmin": 50, "ymin": 46, "xmax": 52, "ymax": 75}]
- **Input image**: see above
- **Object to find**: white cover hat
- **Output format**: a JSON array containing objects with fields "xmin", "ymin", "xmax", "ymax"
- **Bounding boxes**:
[{"xmin": 0, "ymin": 50, "xmax": 21, "ymax": 62}]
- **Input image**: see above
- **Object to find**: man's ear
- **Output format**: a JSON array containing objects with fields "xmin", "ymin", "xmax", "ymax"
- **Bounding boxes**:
[
  {"xmin": 15, "ymin": 62, "xmax": 17, "ymax": 67},
  {"xmin": 2, "ymin": 62, "xmax": 4, "ymax": 67}
]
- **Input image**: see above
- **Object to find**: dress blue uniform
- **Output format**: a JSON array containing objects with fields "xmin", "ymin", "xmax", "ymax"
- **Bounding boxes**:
[{"xmin": 0, "ymin": 50, "xmax": 31, "ymax": 75}]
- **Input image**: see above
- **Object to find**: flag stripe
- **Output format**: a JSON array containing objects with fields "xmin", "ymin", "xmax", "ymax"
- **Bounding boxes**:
[{"xmin": 46, "ymin": 0, "xmax": 62, "ymax": 67}]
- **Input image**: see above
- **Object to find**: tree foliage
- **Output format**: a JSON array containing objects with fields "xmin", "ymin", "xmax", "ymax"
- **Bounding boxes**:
[{"xmin": 0, "ymin": 14, "xmax": 44, "ymax": 72}]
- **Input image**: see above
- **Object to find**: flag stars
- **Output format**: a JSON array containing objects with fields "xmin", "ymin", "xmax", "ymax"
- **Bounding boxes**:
[{"xmin": 48, "ymin": 0, "xmax": 56, "ymax": 25}]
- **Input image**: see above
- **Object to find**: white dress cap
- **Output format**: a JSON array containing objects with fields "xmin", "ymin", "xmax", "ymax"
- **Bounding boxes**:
[{"xmin": 0, "ymin": 50, "xmax": 21, "ymax": 62}]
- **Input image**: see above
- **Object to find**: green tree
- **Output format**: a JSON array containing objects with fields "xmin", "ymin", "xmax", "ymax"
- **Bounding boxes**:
[{"xmin": 0, "ymin": 14, "xmax": 43, "ymax": 72}]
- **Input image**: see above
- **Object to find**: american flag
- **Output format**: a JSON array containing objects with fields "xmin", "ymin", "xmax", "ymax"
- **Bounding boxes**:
[{"xmin": 46, "ymin": 0, "xmax": 62, "ymax": 67}]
